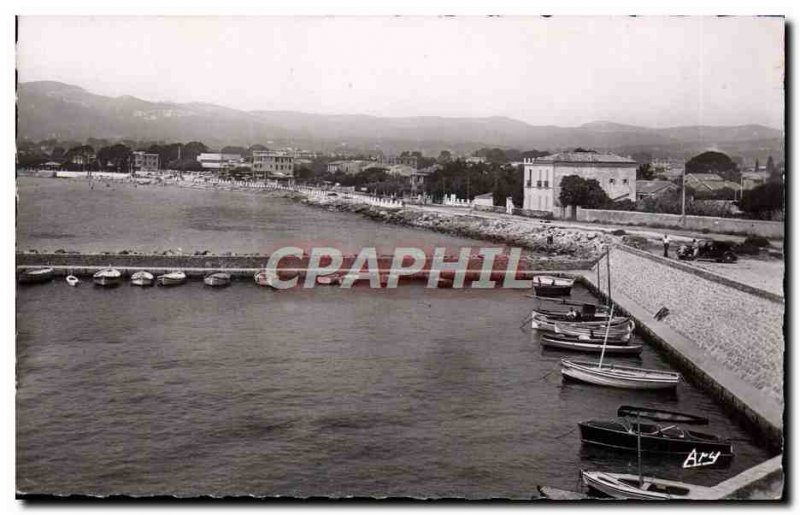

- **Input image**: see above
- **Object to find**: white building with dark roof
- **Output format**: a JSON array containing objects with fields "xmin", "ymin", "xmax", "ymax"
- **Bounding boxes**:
[{"xmin": 523, "ymin": 151, "xmax": 637, "ymax": 214}]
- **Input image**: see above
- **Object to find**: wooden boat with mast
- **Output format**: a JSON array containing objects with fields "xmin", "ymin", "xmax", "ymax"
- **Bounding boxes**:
[
  {"xmin": 557, "ymin": 254, "xmax": 679, "ymax": 390},
  {"xmin": 562, "ymin": 360, "xmax": 679, "ymax": 389},
  {"xmin": 578, "ymin": 418, "xmax": 732, "ymax": 456},
  {"xmin": 579, "ymin": 399, "xmax": 719, "ymax": 500},
  {"xmin": 558, "ymin": 306, "xmax": 678, "ymax": 389}
]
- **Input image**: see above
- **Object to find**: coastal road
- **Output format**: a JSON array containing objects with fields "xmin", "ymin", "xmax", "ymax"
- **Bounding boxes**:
[{"xmin": 410, "ymin": 204, "xmax": 784, "ymax": 298}]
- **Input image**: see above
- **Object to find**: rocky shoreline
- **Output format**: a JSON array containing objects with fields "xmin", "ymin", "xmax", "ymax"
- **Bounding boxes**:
[
  {"xmin": 297, "ymin": 194, "xmax": 608, "ymax": 260},
  {"xmin": 20, "ymin": 174, "xmax": 609, "ymax": 262}
]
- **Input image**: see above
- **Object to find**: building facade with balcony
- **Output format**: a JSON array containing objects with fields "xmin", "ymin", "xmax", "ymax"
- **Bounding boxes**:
[
  {"xmin": 252, "ymin": 151, "xmax": 295, "ymax": 178},
  {"xmin": 523, "ymin": 151, "xmax": 637, "ymax": 214},
  {"xmin": 132, "ymin": 151, "xmax": 159, "ymax": 172}
]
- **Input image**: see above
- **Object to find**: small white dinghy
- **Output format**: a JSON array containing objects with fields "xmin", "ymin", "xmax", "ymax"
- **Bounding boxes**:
[{"xmin": 65, "ymin": 275, "xmax": 80, "ymax": 287}]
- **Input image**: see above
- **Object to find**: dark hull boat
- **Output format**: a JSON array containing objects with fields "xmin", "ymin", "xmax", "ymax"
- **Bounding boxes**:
[
  {"xmin": 532, "ymin": 275, "xmax": 575, "ymax": 297},
  {"xmin": 579, "ymin": 419, "xmax": 732, "ymax": 456},
  {"xmin": 18, "ymin": 267, "xmax": 55, "ymax": 284},
  {"xmin": 541, "ymin": 336, "xmax": 642, "ymax": 356},
  {"xmin": 617, "ymin": 406, "xmax": 709, "ymax": 425}
]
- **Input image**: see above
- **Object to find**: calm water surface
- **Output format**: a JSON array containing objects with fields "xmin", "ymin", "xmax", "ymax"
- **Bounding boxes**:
[
  {"xmin": 16, "ymin": 177, "xmax": 488, "ymax": 254},
  {"xmin": 16, "ymin": 282, "xmax": 770, "ymax": 498},
  {"xmin": 16, "ymin": 177, "xmax": 771, "ymax": 497}
]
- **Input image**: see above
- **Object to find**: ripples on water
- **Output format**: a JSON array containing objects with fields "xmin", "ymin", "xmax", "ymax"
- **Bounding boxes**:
[{"xmin": 16, "ymin": 281, "xmax": 770, "ymax": 498}]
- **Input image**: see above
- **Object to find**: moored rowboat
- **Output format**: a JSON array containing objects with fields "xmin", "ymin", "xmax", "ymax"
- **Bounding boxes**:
[
  {"xmin": 204, "ymin": 272, "xmax": 231, "ymax": 287},
  {"xmin": 548, "ymin": 328, "xmax": 632, "ymax": 344},
  {"xmin": 157, "ymin": 270, "xmax": 187, "ymax": 286},
  {"xmin": 18, "ymin": 267, "xmax": 55, "ymax": 284},
  {"xmin": 130, "ymin": 271, "xmax": 155, "ymax": 287},
  {"xmin": 66, "ymin": 275, "xmax": 80, "ymax": 287},
  {"xmin": 93, "ymin": 267, "xmax": 122, "ymax": 287},
  {"xmin": 561, "ymin": 360, "xmax": 680, "ymax": 390},
  {"xmin": 540, "ymin": 336, "xmax": 642, "ymax": 356},
  {"xmin": 578, "ymin": 419, "xmax": 733, "ymax": 456},
  {"xmin": 532, "ymin": 275, "xmax": 575, "ymax": 297},
  {"xmin": 581, "ymin": 470, "xmax": 715, "ymax": 500}
]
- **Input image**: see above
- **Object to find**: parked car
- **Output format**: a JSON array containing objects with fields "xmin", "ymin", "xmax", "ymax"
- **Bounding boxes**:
[{"xmin": 677, "ymin": 239, "xmax": 738, "ymax": 263}]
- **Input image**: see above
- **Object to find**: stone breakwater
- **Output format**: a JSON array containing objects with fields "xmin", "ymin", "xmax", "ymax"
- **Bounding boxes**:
[
  {"xmin": 298, "ymin": 195, "xmax": 608, "ymax": 260},
  {"xmin": 16, "ymin": 252, "xmax": 597, "ymax": 273}
]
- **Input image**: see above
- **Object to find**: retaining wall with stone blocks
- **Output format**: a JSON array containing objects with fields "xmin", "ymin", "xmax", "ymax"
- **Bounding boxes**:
[{"xmin": 594, "ymin": 246, "xmax": 784, "ymax": 409}]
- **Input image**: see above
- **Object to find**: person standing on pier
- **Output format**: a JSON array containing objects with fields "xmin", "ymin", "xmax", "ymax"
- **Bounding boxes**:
[{"xmin": 662, "ymin": 233, "xmax": 671, "ymax": 258}]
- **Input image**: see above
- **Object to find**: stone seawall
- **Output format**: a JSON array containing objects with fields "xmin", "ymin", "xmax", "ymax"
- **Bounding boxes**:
[{"xmin": 585, "ymin": 245, "xmax": 784, "ymax": 449}]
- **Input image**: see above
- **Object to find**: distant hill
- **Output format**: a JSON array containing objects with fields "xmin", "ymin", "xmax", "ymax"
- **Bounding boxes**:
[{"xmin": 17, "ymin": 81, "xmax": 784, "ymax": 158}]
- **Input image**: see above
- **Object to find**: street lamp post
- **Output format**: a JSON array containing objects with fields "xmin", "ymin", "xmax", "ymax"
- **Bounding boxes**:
[{"xmin": 681, "ymin": 165, "xmax": 686, "ymax": 227}]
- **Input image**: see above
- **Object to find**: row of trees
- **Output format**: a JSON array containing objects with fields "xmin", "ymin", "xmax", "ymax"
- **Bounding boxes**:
[{"xmin": 16, "ymin": 138, "xmax": 280, "ymax": 172}]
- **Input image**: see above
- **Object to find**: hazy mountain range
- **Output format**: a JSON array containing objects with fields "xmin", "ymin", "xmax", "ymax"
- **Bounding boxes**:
[{"xmin": 17, "ymin": 81, "xmax": 784, "ymax": 159}]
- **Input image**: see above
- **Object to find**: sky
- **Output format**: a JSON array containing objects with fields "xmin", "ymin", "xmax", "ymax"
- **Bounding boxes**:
[{"xmin": 16, "ymin": 15, "xmax": 785, "ymax": 129}]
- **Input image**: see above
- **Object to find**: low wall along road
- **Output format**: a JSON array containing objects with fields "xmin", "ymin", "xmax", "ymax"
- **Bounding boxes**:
[{"xmin": 576, "ymin": 207, "xmax": 784, "ymax": 239}]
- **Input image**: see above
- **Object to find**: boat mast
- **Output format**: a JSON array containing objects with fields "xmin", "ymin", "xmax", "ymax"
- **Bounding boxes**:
[
  {"xmin": 637, "ymin": 412, "xmax": 643, "ymax": 486},
  {"xmin": 605, "ymin": 245, "xmax": 612, "ymax": 308},
  {"xmin": 596, "ymin": 303, "xmax": 615, "ymax": 369}
]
